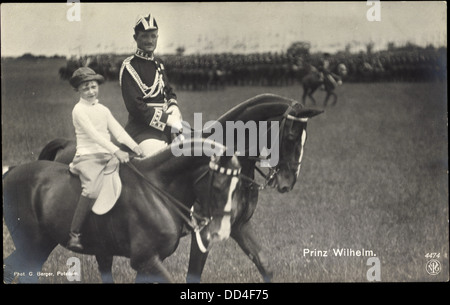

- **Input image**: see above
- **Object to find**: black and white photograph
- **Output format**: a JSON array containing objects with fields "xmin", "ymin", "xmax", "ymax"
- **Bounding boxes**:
[{"xmin": 2, "ymin": 1, "xmax": 448, "ymax": 288}]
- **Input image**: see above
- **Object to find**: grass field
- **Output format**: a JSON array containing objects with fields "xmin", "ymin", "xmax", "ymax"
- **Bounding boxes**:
[{"xmin": 2, "ymin": 58, "xmax": 448, "ymax": 283}]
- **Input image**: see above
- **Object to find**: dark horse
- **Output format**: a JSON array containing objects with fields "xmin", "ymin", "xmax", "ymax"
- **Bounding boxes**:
[
  {"xmin": 187, "ymin": 94, "xmax": 323, "ymax": 282},
  {"xmin": 3, "ymin": 139, "xmax": 241, "ymax": 283},
  {"xmin": 36, "ymin": 94, "xmax": 323, "ymax": 282},
  {"xmin": 301, "ymin": 63, "xmax": 347, "ymax": 107}
]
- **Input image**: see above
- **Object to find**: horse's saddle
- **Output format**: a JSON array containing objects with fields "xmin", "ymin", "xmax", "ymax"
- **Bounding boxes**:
[{"xmin": 91, "ymin": 157, "xmax": 122, "ymax": 215}]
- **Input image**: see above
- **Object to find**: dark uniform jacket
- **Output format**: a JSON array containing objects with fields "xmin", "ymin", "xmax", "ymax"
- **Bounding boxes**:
[{"xmin": 119, "ymin": 48, "xmax": 178, "ymax": 144}]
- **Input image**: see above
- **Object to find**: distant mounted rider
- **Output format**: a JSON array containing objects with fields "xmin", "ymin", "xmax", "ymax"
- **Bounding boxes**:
[
  {"xmin": 119, "ymin": 13, "xmax": 183, "ymax": 157},
  {"xmin": 317, "ymin": 52, "xmax": 343, "ymax": 90},
  {"xmin": 317, "ymin": 52, "xmax": 331, "ymax": 82}
]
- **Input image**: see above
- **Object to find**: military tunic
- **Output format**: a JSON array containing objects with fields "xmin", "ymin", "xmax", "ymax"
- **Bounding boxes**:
[{"xmin": 119, "ymin": 48, "xmax": 178, "ymax": 144}]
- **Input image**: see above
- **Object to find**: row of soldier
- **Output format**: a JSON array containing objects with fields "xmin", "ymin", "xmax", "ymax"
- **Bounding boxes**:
[{"xmin": 59, "ymin": 47, "xmax": 446, "ymax": 90}]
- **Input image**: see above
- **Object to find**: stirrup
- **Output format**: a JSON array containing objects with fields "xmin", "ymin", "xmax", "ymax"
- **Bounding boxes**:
[
  {"xmin": 69, "ymin": 232, "xmax": 81, "ymax": 238},
  {"xmin": 67, "ymin": 232, "xmax": 84, "ymax": 251}
]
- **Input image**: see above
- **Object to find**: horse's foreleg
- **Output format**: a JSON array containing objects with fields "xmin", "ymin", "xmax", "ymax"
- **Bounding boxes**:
[
  {"xmin": 308, "ymin": 93, "xmax": 317, "ymax": 105},
  {"xmin": 324, "ymin": 91, "xmax": 337, "ymax": 107},
  {"xmin": 301, "ymin": 87, "xmax": 308, "ymax": 106},
  {"xmin": 186, "ymin": 231, "xmax": 210, "ymax": 283},
  {"xmin": 133, "ymin": 256, "xmax": 174, "ymax": 283},
  {"xmin": 4, "ymin": 246, "xmax": 55, "ymax": 283},
  {"xmin": 3, "ymin": 233, "xmax": 56, "ymax": 283},
  {"xmin": 3, "ymin": 250, "xmax": 35, "ymax": 283},
  {"xmin": 307, "ymin": 87, "xmax": 318, "ymax": 105},
  {"xmin": 331, "ymin": 92, "xmax": 338, "ymax": 106},
  {"xmin": 95, "ymin": 254, "xmax": 114, "ymax": 283},
  {"xmin": 323, "ymin": 92, "xmax": 331, "ymax": 107},
  {"xmin": 231, "ymin": 222, "xmax": 273, "ymax": 282}
]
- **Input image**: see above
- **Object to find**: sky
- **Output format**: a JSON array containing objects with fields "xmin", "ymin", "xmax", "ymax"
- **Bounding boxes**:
[{"xmin": 1, "ymin": 2, "xmax": 447, "ymax": 57}]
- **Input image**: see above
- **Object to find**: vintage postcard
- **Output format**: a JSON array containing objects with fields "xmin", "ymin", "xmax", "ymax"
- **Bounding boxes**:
[{"xmin": 2, "ymin": 1, "xmax": 447, "ymax": 293}]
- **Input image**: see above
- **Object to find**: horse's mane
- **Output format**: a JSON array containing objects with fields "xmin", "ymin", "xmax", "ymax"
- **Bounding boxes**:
[
  {"xmin": 216, "ymin": 93, "xmax": 300, "ymax": 123},
  {"xmin": 132, "ymin": 138, "xmax": 227, "ymax": 171}
]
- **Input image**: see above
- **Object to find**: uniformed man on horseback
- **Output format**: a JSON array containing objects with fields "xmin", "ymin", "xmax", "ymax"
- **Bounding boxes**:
[
  {"xmin": 317, "ymin": 52, "xmax": 331, "ymax": 89},
  {"xmin": 317, "ymin": 52, "xmax": 344, "ymax": 93},
  {"xmin": 120, "ymin": 13, "xmax": 183, "ymax": 156}
]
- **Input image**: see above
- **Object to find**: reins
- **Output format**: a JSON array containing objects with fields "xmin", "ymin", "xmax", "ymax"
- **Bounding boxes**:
[
  {"xmin": 126, "ymin": 157, "xmax": 241, "ymax": 254},
  {"xmin": 234, "ymin": 105, "xmax": 298, "ymax": 191},
  {"xmin": 238, "ymin": 166, "xmax": 278, "ymax": 191}
]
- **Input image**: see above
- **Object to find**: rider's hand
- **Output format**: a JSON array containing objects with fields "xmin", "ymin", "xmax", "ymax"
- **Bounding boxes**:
[
  {"xmin": 132, "ymin": 146, "xmax": 144, "ymax": 157},
  {"xmin": 166, "ymin": 105, "xmax": 182, "ymax": 121},
  {"xmin": 114, "ymin": 150, "xmax": 130, "ymax": 163},
  {"xmin": 166, "ymin": 114, "xmax": 183, "ymax": 133}
]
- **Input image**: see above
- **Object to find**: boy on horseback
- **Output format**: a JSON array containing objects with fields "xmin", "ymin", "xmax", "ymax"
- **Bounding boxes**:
[
  {"xmin": 67, "ymin": 67, "xmax": 144, "ymax": 251},
  {"xmin": 119, "ymin": 13, "xmax": 183, "ymax": 157}
]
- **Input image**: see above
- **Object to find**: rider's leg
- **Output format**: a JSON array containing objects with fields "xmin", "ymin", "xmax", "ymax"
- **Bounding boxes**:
[
  {"xmin": 67, "ymin": 154, "xmax": 109, "ymax": 251},
  {"xmin": 67, "ymin": 194, "xmax": 95, "ymax": 251}
]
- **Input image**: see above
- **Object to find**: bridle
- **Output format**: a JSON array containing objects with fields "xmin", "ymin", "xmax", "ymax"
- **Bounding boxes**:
[
  {"xmin": 193, "ymin": 157, "xmax": 241, "ymax": 217},
  {"xmin": 239, "ymin": 105, "xmax": 308, "ymax": 191},
  {"xmin": 191, "ymin": 158, "xmax": 241, "ymax": 252}
]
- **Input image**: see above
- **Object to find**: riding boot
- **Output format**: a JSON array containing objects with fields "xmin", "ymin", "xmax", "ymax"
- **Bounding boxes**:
[{"xmin": 67, "ymin": 195, "xmax": 95, "ymax": 251}]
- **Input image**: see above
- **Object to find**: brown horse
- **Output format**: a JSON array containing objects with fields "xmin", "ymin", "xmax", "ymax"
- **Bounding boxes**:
[
  {"xmin": 3, "ymin": 139, "xmax": 241, "ymax": 283},
  {"xmin": 36, "ymin": 94, "xmax": 323, "ymax": 282}
]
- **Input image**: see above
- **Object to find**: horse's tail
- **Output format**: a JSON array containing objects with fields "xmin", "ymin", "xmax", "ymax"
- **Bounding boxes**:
[{"xmin": 38, "ymin": 138, "xmax": 71, "ymax": 161}]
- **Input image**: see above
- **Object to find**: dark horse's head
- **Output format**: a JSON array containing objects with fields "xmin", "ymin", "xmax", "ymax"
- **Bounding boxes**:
[
  {"xmin": 214, "ymin": 93, "xmax": 323, "ymax": 194},
  {"xmin": 149, "ymin": 139, "xmax": 242, "ymax": 251},
  {"xmin": 192, "ymin": 151, "xmax": 241, "ymax": 250},
  {"xmin": 269, "ymin": 102, "xmax": 323, "ymax": 193}
]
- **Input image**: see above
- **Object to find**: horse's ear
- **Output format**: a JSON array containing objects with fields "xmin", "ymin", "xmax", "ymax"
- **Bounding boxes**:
[
  {"xmin": 296, "ymin": 108, "xmax": 324, "ymax": 119},
  {"xmin": 210, "ymin": 154, "xmax": 220, "ymax": 164},
  {"xmin": 231, "ymin": 154, "xmax": 240, "ymax": 168}
]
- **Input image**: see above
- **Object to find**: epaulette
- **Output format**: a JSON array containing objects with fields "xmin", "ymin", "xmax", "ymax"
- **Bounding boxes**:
[{"xmin": 119, "ymin": 56, "xmax": 134, "ymax": 87}]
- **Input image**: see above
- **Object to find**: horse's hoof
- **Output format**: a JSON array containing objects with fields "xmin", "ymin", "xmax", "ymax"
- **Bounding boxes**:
[{"xmin": 263, "ymin": 271, "xmax": 273, "ymax": 283}]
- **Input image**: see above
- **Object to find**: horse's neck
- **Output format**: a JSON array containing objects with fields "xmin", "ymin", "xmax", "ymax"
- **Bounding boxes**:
[
  {"xmin": 202, "ymin": 95, "xmax": 292, "ymax": 159},
  {"xmin": 216, "ymin": 94, "xmax": 293, "ymax": 123},
  {"xmin": 134, "ymin": 151, "xmax": 200, "ymax": 177},
  {"xmin": 130, "ymin": 153, "xmax": 204, "ymax": 211},
  {"xmin": 132, "ymin": 147, "xmax": 175, "ymax": 171}
]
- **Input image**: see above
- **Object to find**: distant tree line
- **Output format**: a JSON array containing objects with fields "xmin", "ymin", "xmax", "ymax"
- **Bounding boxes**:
[{"xmin": 5, "ymin": 53, "xmax": 67, "ymax": 61}]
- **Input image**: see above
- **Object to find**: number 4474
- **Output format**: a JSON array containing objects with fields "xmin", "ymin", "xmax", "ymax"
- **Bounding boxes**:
[{"xmin": 425, "ymin": 253, "xmax": 440, "ymax": 259}]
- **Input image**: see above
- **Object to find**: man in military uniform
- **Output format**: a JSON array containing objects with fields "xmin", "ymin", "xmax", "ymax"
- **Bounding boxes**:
[{"xmin": 120, "ymin": 13, "xmax": 182, "ymax": 156}]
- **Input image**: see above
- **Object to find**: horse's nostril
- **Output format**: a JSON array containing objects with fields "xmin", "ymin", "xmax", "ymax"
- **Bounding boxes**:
[
  {"xmin": 279, "ymin": 186, "xmax": 290, "ymax": 193},
  {"xmin": 209, "ymin": 232, "xmax": 221, "ymax": 242}
]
